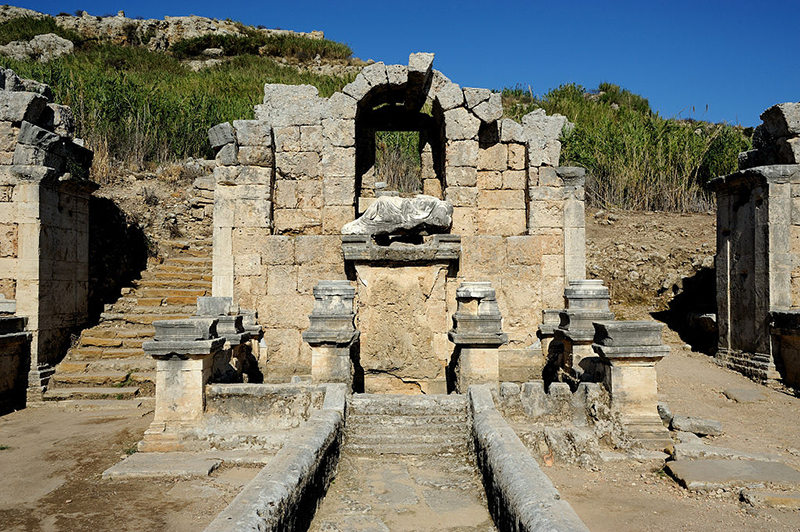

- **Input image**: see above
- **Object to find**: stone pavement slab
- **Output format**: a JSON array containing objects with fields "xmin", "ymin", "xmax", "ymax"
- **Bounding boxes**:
[
  {"xmin": 102, "ymin": 452, "xmax": 222, "ymax": 479},
  {"xmin": 722, "ymin": 388, "xmax": 769, "ymax": 403},
  {"xmin": 741, "ymin": 489, "xmax": 800, "ymax": 509},
  {"xmin": 666, "ymin": 459, "xmax": 800, "ymax": 491}
]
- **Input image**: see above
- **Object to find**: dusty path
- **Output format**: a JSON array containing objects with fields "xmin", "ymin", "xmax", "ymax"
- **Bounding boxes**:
[
  {"xmin": 308, "ymin": 451, "xmax": 496, "ymax": 532},
  {"xmin": 0, "ymin": 404, "xmax": 258, "ymax": 532}
]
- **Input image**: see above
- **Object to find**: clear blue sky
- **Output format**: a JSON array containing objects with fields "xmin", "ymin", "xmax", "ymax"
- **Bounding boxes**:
[{"xmin": 16, "ymin": 0, "xmax": 799, "ymax": 126}]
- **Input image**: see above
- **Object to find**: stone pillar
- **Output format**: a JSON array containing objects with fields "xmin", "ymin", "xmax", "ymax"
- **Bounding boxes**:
[
  {"xmin": 139, "ymin": 318, "xmax": 224, "ymax": 452},
  {"xmin": 592, "ymin": 321, "xmax": 670, "ymax": 449},
  {"xmin": 0, "ymin": 312, "xmax": 31, "ymax": 412},
  {"xmin": 302, "ymin": 281, "xmax": 359, "ymax": 390},
  {"xmin": 554, "ymin": 279, "xmax": 614, "ymax": 384},
  {"xmin": 448, "ymin": 281, "xmax": 507, "ymax": 392}
]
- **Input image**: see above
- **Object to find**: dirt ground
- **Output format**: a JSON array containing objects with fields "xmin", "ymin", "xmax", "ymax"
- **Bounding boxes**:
[
  {"xmin": 1, "ymin": 209, "xmax": 799, "ymax": 531},
  {"xmin": 0, "ymin": 405, "xmax": 258, "ymax": 532}
]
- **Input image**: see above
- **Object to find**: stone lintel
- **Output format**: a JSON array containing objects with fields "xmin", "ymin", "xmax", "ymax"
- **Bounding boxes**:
[
  {"xmin": 593, "ymin": 320, "xmax": 664, "ymax": 347},
  {"xmin": 448, "ymin": 331, "xmax": 507, "ymax": 347},
  {"xmin": 303, "ymin": 329, "xmax": 359, "ymax": 347},
  {"xmin": 0, "ymin": 297, "xmax": 16, "ymax": 315},
  {"xmin": 707, "ymin": 164, "xmax": 800, "ymax": 192},
  {"xmin": 593, "ymin": 344, "xmax": 670, "ymax": 362},
  {"xmin": 153, "ymin": 318, "xmax": 218, "ymax": 341},
  {"xmin": 342, "ymin": 234, "xmax": 460, "ymax": 263},
  {"xmin": 196, "ymin": 296, "xmax": 234, "ymax": 316},
  {"xmin": 143, "ymin": 338, "xmax": 225, "ymax": 358},
  {"xmin": 558, "ymin": 308, "xmax": 614, "ymax": 338}
]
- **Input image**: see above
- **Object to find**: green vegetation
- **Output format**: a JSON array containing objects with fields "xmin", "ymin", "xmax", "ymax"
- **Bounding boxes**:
[
  {"xmin": 0, "ymin": 15, "xmax": 83, "ymax": 46},
  {"xmin": 0, "ymin": 444, "xmax": 9, "ymax": 451},
  {"xmin": 503, "ymin": 83, "xmax": 751, "ymax": 212},
  {"xmin": 5, "ymin": 44, "xmax": 355, "ymax": 173},
  {"xmin": 170, "ymin": 31, "xmax": 353, "ymax": 62},
  {"xmin": 375, "ymin": 131, "xmax": 422, "ymax": 193}
]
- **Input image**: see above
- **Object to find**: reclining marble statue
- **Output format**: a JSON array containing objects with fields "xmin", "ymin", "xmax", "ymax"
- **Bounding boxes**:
[{"xmin": 342, "ymin": 194, "xmax": 453, "ymax": 235}]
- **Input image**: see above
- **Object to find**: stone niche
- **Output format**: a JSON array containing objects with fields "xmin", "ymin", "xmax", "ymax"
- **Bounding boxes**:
[{"xmin": 208, "ymin": 53, "xmax": 586, "ymax": 391}]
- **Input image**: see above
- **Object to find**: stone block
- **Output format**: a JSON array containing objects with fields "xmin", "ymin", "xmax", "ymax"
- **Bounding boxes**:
[
  {"xmin": 500, "ymin": 118, "xmax": 524, "ymax": 143},
  {"xmin": 528, "ymin": 186, "xmax": 563, "ymax": 201},
  {"xmin": 322, "ymin": 118, "xmax": 355, "ymax": 147},
  {"xmin": 237, "ymin": 146, "xmax": 274, "ymax": 167},
  {"xmin": 0, "ymin": 91, "xmax": 47, "ymax": 123},
  {"xmin": 321, "ymin": 147, "xmax": 355, "ymax": 177},
  {"xmin": 435, "ymin": 82, "xmax": 464, "ymax": 111},
  {"xmin": 446, "ymin": 140, "xmax": 478, "ymax": 167},
  {"xmin": 508, "ymin": 143, "xmax": 526, "ymax": 170},
  {"xmin": 275, "ymin": 151, "xmax": 320, "ymax": 179},
  {"xmin": 670, "ymin": 415, "xmax": 723, "ymax": 436},
  {"xmin": 477, "ymin": 209, "xmax": 526, "ymax": 236},
  {"xmin": 259, "ymin": 84, "xmax": 323, "ymax": 126},
  {"xmin": 778, "ymin": 137, "xmax": 800, "ymax": 164},
  {"xmin": 446, "ymin": 166, "xmax": 477, "ymax": 187},
  {"xmin": 297, "ymin": 263, "xmax": 346, "ymax": 295},
  {"xmin": 0, "ymin": 223, "xmax": 17, "ymax": 257},
  {"xmin": 528, "ymin": 141, "xmax": 562, "ymax": 167},
  {"xmin": 323, "ymin": 205, "xmax": 355, "ymax": 234},
  {"xmin": 273, "ymin": 126, "xmax": 301, "ymax": 151},
  {"xmin": 507, "ymin": 236, "xmax": 541, "ymax": 266},
  {"xmin": 323, "ymin": 91, "xmax": 357, "ymax": 120},
  {"xmin": 760, "ymin": 102, "xmax": 800, "ymax": 137},
  {"xmin": 259, "ymin": 295, "xmax": 312, "ymax": 330},
  {"xmin": 0, "ymin": 123, "xmax": 19, "ymax": 152},
  {"xmin": 323, "ymin": 177, "xmax": 355, "ymax": 206},
  {"xmin": 463, "ymin": 87, "xmax": 491, "ymax": 109},
  {"xmin": 17, "ymin": 121, "xmax": 60, "ymax": 149},
  {"xmin": 477, "ymin": 170, "xmax": 502, "ymax": 190},
  {"xmin": 342, "ymin": 72, "xmax": 371, "ymax": 100},
  {"xmin": 273, "ymin": 208, "xmax": 322, "ymax": 234},
  {"xmin": 422, "ymin": 178, "xmax": 442, "ymax": 198},
  {"xmin": 208, "ymin": 122, "xmax": 236, "ymax": 149},
  {"xmin": 300, "ymin": 125, "xmax": 323, "ymax": 151},
  {"xmin": 275, "ymin": 179, "xmax": 322, "ymax": 209},
  {"xmin": 217, "ymin": 165, "xmax": 272, "ymax": 186},
  {"xmin": 445, "ymin": 186, "xmax": 478, "ymax": 207},
  {"xmin": 261, "ymin": 236, "xmax": 295, "ymax": 265},
  {"xmin": 536, "ymin": 167, "xmax": 561, "ymax": 187},
  {"xmin": 361, "ymin": 61, "xmax": 388, "ymax": 87},
  {"xmin": 0, "ymin": 185, "xmax": 13, "ymax": 202},
  {"xmin": 408, "ymin": 52, "xmax": 434, "ymax": 76},
  {"xmin": 233, "ymin": 253, "xmax": 262, "ymax": 276},
  {"xmin": 462, "ymin": 236, "xmax": 507, "ymax": 277},
  {"xmin": 444, "ymin": 107, "xmax": 480, "ymax": 140},
  {"xmin": 233, "ymin": 120, "xmax": 271, "ymax": 146},
  {"xmin": 233, "ymin": 199, "xmax": 272, "ymax": 228},
  {"xmin": 478, "ymin": 143, "xmax": 507, "ymax": 171},
  {"xmin": 12, "ymin": 144, "xmax": 63, "ymax": 168},
  {"xmin": 529, "ymin": 200, "xmax": 564, "ymax": 229},
  {"xmin": 385, "ymin": 64, "xmax": 407, "ymax": 86},
  {"xmin": 503, "ymin": 169, "xmax": 527, "ymax": 189},
  {"xmin": 479, "ymin": 189, "xmax": 525, "ymax": 210},
  {"xmin": 267, "ymin": 265, "xmax": 298, "ymax": 295},
  {"xmin": 296, "ymin": 235, "xmax": 343, "ymax": 264},
  {"xmin": 473, "ymin": 93, "xmax": 503, "ymax": 123},
  {"xmin": 215, "ymin": 143, "xmax": 238, "ymax": 166},
  {"xmin": 451, "ymin": 206, "xmax": 477, "ymax": 235}
]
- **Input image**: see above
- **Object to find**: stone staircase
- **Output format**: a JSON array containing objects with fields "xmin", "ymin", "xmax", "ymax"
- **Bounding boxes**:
[
  {"xmin": 44, "ymin": 237, "xmax": 213, "ymax": 403},
  {"xmin": 345, "ymin": 394, "xmax": 471, "ymax": 455}
]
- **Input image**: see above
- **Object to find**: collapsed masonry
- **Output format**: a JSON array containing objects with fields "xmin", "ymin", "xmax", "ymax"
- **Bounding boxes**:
[
  {"xmin": 209, "ymin": 52, "xmax": 586, "ymax": 394},
  {"xmin": 710, "ymin": 102, "xmax": 800, "ymax": 389},
  {"xmin": 0, "ymin": 67, "xmax": 94, "ymax": 407}
]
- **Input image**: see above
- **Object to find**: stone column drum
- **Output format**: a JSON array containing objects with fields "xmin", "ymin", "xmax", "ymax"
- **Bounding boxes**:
[
  {"xmin": 449, "ymin": 282, "xmax": 507, "ymax": 392},
  {"xmin": 303, "ymin": 281, "xmax": 359, "ymax": 390},
  {"xmin": 139, "ymin": 318, "xmax": 224, "ymax": 452},
  {"xmin": 592, "ymin": 320, "xmax": 671, "ymax": 449}
]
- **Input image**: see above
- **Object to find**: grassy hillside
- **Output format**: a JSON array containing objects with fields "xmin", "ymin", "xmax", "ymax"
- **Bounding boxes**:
[{"xmin": 503, "ymin": 83, "xmax": 751, "ymax": 211}]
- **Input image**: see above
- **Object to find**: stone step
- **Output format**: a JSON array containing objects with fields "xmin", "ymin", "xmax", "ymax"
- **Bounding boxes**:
[
  {"xmin": 135, "ymin": 279, "xmax": 212, "ymax": 289},
  {"xmin": 60, "ymin": 357, "xmax": 155, "ymax": 374},
  {"xmin": 205, "ymin": 431, "xmax": 289, "ymax": 452},
  {"xmin": 344, "ymin": 442, "xmax": 469, "ymax": 455},
  {"xmin": 135, "ymin": 288, "xmax": 209, "ymax": 299},
  {"xmin": 68, "ymin": 346, "xmax": 146, "ymax": 360},
  {"xmin": 140, "ymin": 271, "xmax": 213, "ymax": 282},
  {"xmin": 109, "ymin": 302, "xmax": 196, "ymax": 314},
  {"xmin": 347, "ymin": 423, "xmax": 469, "ymax": 440},
  {"xmin": 50, "ymin": 371, "xmax": 130, "ymax": 387},
  {"xmin": 77, "ymin": 327, "xmax": 154, "ymax": 340},
  {"xmin": 52, "ymin": 397, "xmax": 155, "ymax": 411},
  {"xmin": 348, "ymin": 394, "xmax": 467, "ymax": 416},
  {"xmin": 347, "ymin": 413, "xmax": 469, "ymax": 427},
  {"xmin": 346, "ymin": 431, "xmax": 469, "ymax": 446},
  {"xmin": 100, "ymin": 312, "xmax": 192, "ymax": 325},
  {"xmin": 157, "ymin": 264, "xmax": 212, "ymax": 274},
  {"xmin": 43, "ymin": 386, "xmax": 140, "ymax": 401},
  {"xmin": 167, "ymin": 257, "xmax": 213, "ymax": 267}
]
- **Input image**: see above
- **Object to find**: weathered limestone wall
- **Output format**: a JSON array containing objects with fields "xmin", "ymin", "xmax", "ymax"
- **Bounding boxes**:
[
  {"xmin": 711, "ymin": 102, "xmax": 800, "ymax": 385},
  {"xmin": 210, "ymin": 54, "xmax": 584, "ymax": 389},
  {"xmin": 0, "ymin": 68, "xmax": 95, "ymax": 398}
]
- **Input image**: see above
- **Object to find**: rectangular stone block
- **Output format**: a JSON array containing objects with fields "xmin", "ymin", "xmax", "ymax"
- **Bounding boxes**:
[
  {"xmin": 208, "ymin": 122, "xmax": 235, "ymax": 149},
  {"xmin": 507, "ymin": 236, "xmax": 541, "ymax": 266},
  {"xmin": 477, "ymin": 209, "xmax": 526, "ymax": 236},
  {"xmin": 321, "ymin": 147, "xmax": 355, "ymax": 177},
  {"xmin": 276, "ymin": 151, "xmax": 320, "ymax": 179},
  {"xmin": 273, "ymin": 126, "xmax": 301, "ymax": 151},
  {"xmin": 478, "ymin": 143, "xmax": 507, "ymax": 171},
  {"xmin": 508, "ymin": 143, "xmax": 526, "ymax": 170},
  {"xmin": 322, "ymin": 206, "xmax": 356, "ymax": 234},
  {"xmin": 529, "ymin": 200, "xmax": 564, "ymax": 228},
  {"xmin": 323, "ymin": 177, "xmax": 355, "ymax": 206},
  {"xmin": 259, "ymin": 295, "xmax": 312, "ymax": 330},
  {"xmin": 233, "ymin": 120, "xmax": 272, "ymax": 146},
  {"xmin": 297, "ymin": 262, "xmax": 346, "ymax": 295},
  {"xmin": 233, "ymin": 199, "xmax": 272, "ymax": 228},
  {"xmin": 537, "ymin": 166, "xmax": 562, "ymax": 186},
  {"xmin": 422, "ymin": 178, "xmax": 442, "ymax": 198},
  {"xmin": 237, "ymin": 146, "xmax": 274, "ymax": 167},
  {"xmin": 445, "ymin": 186, "xmax": 478, "ymax": 207},
  {"xmin": 234, "ymin": 253, "xmax": 261, "ymax": 276},
  {"xmin": 232, "ymin": 184, "xmax": 272, "ymax": 201},
  {"xmin": 451, "ymin": 207, "xmax": 477, "ymax": 235},
  {"xmin": 234, "ymin": 274, "xmax": 266, "ymax": 310},
  {"xmin": 273, "ymin": 208, "xmax": 322, "ymax": 235},
  {"xmin": 446, "ymin": 140, "xmax": 478, "ymax": 167},
  {"xmin": 477, "ymin": 170, "xmax": 502, "ymax": 190},
  {"xmin": 300, "ymin": 125, "xmax": 323, "ymax": 151},
  {"xmin": 259, "ymin": 328, "xmax": 302, "ymax": 368},
  {"xmin": 0, "ymin": 223, "xmax": 17, "ymax": 258},
  {"xmin": 215, "ymin": 143, "xmax": 238, "ymax": 166},
  {"xmin": 444, "ymin": 107, "xmax": 480, "ymax": 140},
  {"xmin": 502, "ymin": 169, "xmax": 527, "ymax": 190},
  {"xmin": 461, "ymin": 235, "xmax": 507, "ymax": 278},
  {"xmin": 322, "ymin": 118, "xmax": 356, "ymax": 147},
  {"xmin": 261, "ymin": 236, "xmax": 295, "ymax": 265},
  {"xmin": 323, "ymin": 92, "xmax": 357, "ymax": 121},
  {"xmin": 267, "ymin": 265, "xmax": 298, "ymax": 295},
  {"xmin": 0, "ymin": 185, "xmax": 13, "ymax": 202},
  {"xmin": 274, "ymin": 179, "xmax": 322, "ymax": 209},
  {"xmin": 0, "ymin": 92, "xmax": 47, "ymax": 123},
  {"xmin": 0, "ymin": 122, "xmax": 19, "ymax": 152},
  {"xmin": 479, "ymin": 189, "xmax": 525, "ymax": 210},
  {"xmin": 446, "ymin": 166, "xmax": 478, "ymax": 187},
  {"xmin": 295, "ymin": 235, "xmax": 343, "ymax": 264}
]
